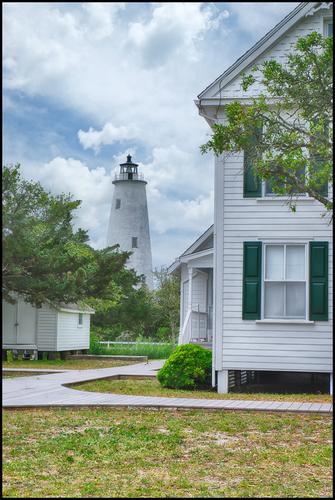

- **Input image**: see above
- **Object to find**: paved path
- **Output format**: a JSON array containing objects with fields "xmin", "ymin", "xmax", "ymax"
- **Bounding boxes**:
[{"xmin": 2, "ymin": 361, "xmax": 333, "ymax": 413}]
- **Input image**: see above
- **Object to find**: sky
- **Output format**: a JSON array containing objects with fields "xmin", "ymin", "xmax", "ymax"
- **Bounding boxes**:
[{"xmin": 3, "ymin": 2, "xmax": 299, "ymax": 269}]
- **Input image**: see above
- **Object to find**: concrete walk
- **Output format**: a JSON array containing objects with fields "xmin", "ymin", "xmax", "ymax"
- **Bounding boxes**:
[{"xmin": 2, "ymin": 361, "xmax": 333, "ymax": 413}]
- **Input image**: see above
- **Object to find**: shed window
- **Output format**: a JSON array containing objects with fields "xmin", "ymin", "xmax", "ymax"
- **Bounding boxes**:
[
  {"xmin": 115, "ymin": 199, "xmax": 121, "ymax": 209},
  {"xmin": 132, "ymin": 237, "xmax": 138, "ymax": 248},
  {"xmin": 78, "ymin": 313, "xmax": 83, "ymax": 326},
  {"xmin": 263, "ymin": 244, "xmax": 307, "ymax": 319}
]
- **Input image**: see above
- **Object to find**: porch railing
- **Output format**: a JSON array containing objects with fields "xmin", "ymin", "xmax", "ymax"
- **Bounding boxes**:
[{"xmin": 179, "ymin": 305, "xmax": 210, "ymax": 344}]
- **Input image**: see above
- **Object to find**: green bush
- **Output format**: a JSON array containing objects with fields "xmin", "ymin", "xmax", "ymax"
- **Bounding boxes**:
[
  {"xmin": 89, "ymin": 333, "xmax": 105, "ymax": 355},
  {"xmin": 157, "ymin": 344, "xmax": 212, "ymax": 390}
]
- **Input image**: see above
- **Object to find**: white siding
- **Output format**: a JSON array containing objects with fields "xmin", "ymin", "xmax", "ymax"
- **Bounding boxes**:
[
  {"xmin": 56, "ymin": 312, "xmax": 90, "ymax": 351},
  {"xmin": 36, "ymin": 304, "xmax": 57, "ymax": 351},
  {"xmin": 217, "ymin": 152, "xmax": 333, "ymax": 373}
]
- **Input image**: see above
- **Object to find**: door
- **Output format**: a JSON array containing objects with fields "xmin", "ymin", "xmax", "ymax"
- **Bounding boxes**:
[
  {"xmin": 2, "ymin": 299, "xmax": 17, "ymax": 344},
  {"xmin": 17, "ymin": 299, "xmax": 37, "ymax": 345}
]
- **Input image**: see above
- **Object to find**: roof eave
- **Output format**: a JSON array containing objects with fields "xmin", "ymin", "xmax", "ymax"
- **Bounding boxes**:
[{"xmin": 197, "ymin": 2, "xmax": 321, "ymax": 101}]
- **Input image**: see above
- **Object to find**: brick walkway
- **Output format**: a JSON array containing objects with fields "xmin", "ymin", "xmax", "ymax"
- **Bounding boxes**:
[{"xmin": 2, "ymin": 361, "xmax": 333, "ymax": 413}]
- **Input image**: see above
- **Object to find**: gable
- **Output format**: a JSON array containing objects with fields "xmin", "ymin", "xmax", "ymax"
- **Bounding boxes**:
[
  {"xmin": 198, "ymin": 2, "xmax": 332, "ymax": 102},
  {"xmin": 181, "ymin": 225, "xmax": 214, "ymax": 256}
]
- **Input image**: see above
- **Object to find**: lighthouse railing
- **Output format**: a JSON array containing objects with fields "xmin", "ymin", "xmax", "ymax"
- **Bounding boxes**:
[{"xmin": 114, "ymin": 173, "xmax": 145, "ymax": 181}]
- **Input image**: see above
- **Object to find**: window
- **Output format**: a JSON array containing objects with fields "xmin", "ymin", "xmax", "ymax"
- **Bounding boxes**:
[
  {"xmin": 115, "ymin": 199, "xmax": 121, "ymax": 209},
  {"xmin": 132, "ymin": 237, "xmax": 138, "ymax": 248},
  {"xmin": 263, "ymin": 244, "xmax": 307, "ymax": 319},
  {"xmin": 324, "ymin": 20, "xmax": 333, "ymax": 37},
  {"xmin": 264, "ymin": 166, "xmax": 306, "ymax": 197},
  {"xmin": 78, "ymin": 313, "xmax": 83, "ymax": 326}
]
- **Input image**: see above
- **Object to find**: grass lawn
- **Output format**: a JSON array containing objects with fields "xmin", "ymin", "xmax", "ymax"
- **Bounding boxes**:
[
  {"xmin": 2, "ymin": 358, "xmax": 141, "ymax": 371},
  {"xmin": 2, "ymin": 407, "xmax": 332, "ymax": 498},
  {"xmin": 71, "ymin": 377, "xmax": 333, "ymax": 403}
]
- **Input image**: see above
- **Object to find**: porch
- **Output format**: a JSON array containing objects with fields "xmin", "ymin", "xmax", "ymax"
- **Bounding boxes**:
[{"xmin": 179, "ymin": 265, "xmax": 213, "ymax": 346}]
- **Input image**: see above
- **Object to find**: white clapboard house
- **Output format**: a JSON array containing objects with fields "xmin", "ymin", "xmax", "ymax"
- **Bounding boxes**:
[
  {"xmin": 171, "ymin": 2, "xmax": 333, "ymax": 393},
  {"xmin": 2, "ymin": 296, "xmax": 95, "ymax": 359}
]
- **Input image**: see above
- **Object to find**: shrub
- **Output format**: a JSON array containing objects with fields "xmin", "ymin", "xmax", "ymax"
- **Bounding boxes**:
[
  {"xmin": 89, "ymin": 333, "xmax": 105, "ymax": 355},
  {"xmin": 157, "ymin": 344, "xmax": 212, "ymax": 390}
]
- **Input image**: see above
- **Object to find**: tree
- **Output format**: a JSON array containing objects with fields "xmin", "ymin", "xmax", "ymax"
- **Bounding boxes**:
[
  {"xmin": 200, "ymin": 32, "xmax": 333, "ymax": 214},
  {"xmin": 3, "ymin": 164, "xmax": 135, "ymax": 306},
  {"xmin": 153, "ymin": 267, "xmax": 180, "ymax": 343}
]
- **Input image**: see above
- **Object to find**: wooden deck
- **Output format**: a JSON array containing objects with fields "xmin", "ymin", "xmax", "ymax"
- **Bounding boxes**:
[{"xmin": 2, "ymin": 361, "xmax": 333, "ymax": 413}]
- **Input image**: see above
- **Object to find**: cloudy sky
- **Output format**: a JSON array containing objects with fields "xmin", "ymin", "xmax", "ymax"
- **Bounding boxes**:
[{"xmin": 3, "ymin": 2, "xmax": 298, "ymax": 269}]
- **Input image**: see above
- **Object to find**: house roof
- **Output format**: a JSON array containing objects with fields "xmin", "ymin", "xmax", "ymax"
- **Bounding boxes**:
[
  {"xmin": 53, "ymin": 302, "xmax": 95, "ymax": 314},
  {"xmin": 196, "ymin": 2, "xmax": 330, "ymax": 102},
  {"xmin": 168, "ymin": 225, "xmax": 213, "ymax": 274}
]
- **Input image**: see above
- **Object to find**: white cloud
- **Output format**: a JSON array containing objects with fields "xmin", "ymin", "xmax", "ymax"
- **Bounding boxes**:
[
  {"xmin": 81, "ymin": 3, "xmax": 126, "ymax": 40},
  {"xmin": 127, "ymin": 3, "xmax": 225, "ymax": 66},
  {"xmin": 20, "ymin": 157, "xmax": 112, "ymax": 248},
  {"xmin": 78, "ymin": 122, "xmax": 139, "ymax": 152},
  {"xmin": 229, "ymin": 2, "xmax": 300, "ymax": 36}
]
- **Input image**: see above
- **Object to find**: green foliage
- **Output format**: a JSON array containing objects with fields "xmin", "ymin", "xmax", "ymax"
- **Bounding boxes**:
[
  {"xmin": 157, "ymin": 343, "xmax": 212, "ymax": 390},
  {"xmin": 153, "ymin": 268, "xmax": 180, "ymax": 342},
  {"xmin": 93, "ymin": 267, "xmax": 180, "ymax": 342},
  {"xmin": 89, "ymin": 333, "xmax": 105, "ymax": 355},
  {"xmin": 156, "ymin": 326, "xmax": 172, "ymax": 342},
  {"xmin": 200, "ymin": 32, "xmax": 333, "ymax": 213}
]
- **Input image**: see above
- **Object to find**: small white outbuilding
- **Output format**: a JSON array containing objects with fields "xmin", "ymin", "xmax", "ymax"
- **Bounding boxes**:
[{"xmin": 2, "ymin": 295, "xmax": 95, "ymax": 358}]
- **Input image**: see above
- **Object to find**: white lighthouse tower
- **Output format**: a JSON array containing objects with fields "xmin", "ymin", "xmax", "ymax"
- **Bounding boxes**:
[{"xmin": 107, "ymin": 154, "xmax": 153, "ymax": 289}]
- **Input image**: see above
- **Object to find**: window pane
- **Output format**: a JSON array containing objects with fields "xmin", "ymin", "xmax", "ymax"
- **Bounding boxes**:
[
  {"xmin": 265, "ymin": 178, "xmax": 285, "ymax": 195},
  {"xmin": 286, "ymin": 245, "xmax": 305, "ymax": 280},
  {"xmin": 266, "ymin": 246, "xmax": 284, "ymax": 280},
  {"xmin": 286, "ymin": 283, "xmax": 306, "ymax": 318},
  {"xmin": 327, "ymin": 23, "xmax": 333, "ymax": 37},
  {"xmin": 264, "ymin": 282, "xmax": 285, "ymax": 318}
]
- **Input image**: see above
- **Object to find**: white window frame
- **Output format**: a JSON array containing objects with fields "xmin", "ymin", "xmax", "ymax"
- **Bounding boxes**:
[
  {"xmin": 78, "ymin": 313, "xmax": 83, "ymax": 327},
  {"xmin": 262, "ymin": 243, "xmax": 309, "ymax": 320}
]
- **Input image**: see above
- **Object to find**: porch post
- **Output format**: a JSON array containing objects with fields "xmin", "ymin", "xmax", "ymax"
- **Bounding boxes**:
[
  {"xmin": 217, "ymin": 370, "xmax": 229, "ymax": 393},
  {"xmin": 188, "ymin": 266, "xmax": 193, "ymax": 341},
  {"xmin": 187, "ymin": 266, "xmax": 193, "ymax": 311},
  {"xmin": 330, "ymin": 373, "xmax": 333, "ymax": 395}
]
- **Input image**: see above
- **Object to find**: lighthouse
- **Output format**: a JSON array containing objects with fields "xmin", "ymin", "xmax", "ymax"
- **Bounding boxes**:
[{"xmin": 107, "ymin": 154, "xmax": 153, "ymax": 289}]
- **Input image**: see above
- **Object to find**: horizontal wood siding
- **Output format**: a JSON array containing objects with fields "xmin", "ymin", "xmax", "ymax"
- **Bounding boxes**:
[
  {"xmin": 56, "ymin": 312, "xmax": 90, "ymax": 351},
  {"xmin": 219, "ymin": 152, "xmax": 333, "ymax": 373},
  {"xmin": 36, "ymin": 304, "xmax": 57, "ymax": 351}
]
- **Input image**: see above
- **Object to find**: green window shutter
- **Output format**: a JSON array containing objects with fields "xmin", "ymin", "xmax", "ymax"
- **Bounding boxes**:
[
  {"xmin": 311, "ymin": 155, "xmax": 328, "ymax": 197},
  {"xmin": 309, "ymin": 121, "xmax": 329, "ymax": 197},
  {"xmin": 242, "ymin": 242, "xmax": 262, "ymax": 319},
  {"xmin": 243, "ymin": 129, "xmax": 262, "ymax": 198},
  {"xmin": 309, "ymin": 242, "xmax": 328, "ymax": 320}
]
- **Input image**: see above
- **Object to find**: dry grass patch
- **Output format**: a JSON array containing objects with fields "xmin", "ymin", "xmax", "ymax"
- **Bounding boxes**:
[{"xmin": 2, "ymin": 407, "xmax": 332, "ymax": 498}]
